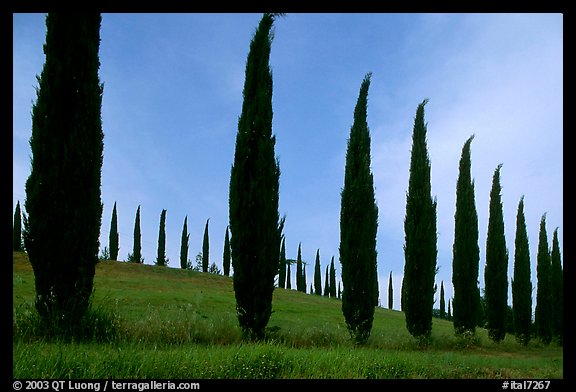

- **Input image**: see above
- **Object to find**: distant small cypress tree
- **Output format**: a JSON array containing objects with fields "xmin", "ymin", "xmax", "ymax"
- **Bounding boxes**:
[
  {"xmin": 388, "ymin": 271, "xmax": 393, "ymax": 310},
  {"xmin": 512, "ymin": 196, "xmax": 532, "ymax": 345},
  {"xmin": 286, "ymin": 262, "xmax": 291, "ymax": 290},
  {"xmin": 314, "ymin": 249, "xmax": 322, "ymax": 295},
  {"xmin": 296, "ymin": 243, "xmax": 304, "ymax": 292},
  {"xmin": 109, "ymin": 202, "xmax": 119, "ymax": 261},
  {"xmin": 278, "ymin": 237, "xmax": 286, "ymax": 287},
  {"xmin": 324, "ymin": 265, "xmax": 330, "ymax": 297},
  {"xmin": 439, "ymin": 281, "xmax": 445, "ymax": 319},
  {"xmin": 447, "ymin": 299, "xmax": 452, "ymax": 320},
  {"xmin": 302, "ymin": 264, "xmax": 307, "ymax": 294},
  {"xmin": 329, "ymin": 256, "xmax": 337, "ymax": 298},
  {"xmin": 223, "ymin": 226, "xmax": 231, "ymax": 276},
  {"xmin": 128, "ymin": 205, "xmax": 143, "ymax": 263},
  {"xmin": 155, "ymin": 209, "xmax": 168, "ymax": 266},
  {"xmin": 535, "ymin": 214, "xmax": 552, "ymax": 345},
  {"xmin": 180, "ymin": 216, "xmax": 190, "ymax": 270},
  {"xmin": 202, "ymin": 218, "xmax": 210, "ymax": 273},
  {"xmin": 13, "ymin": 201, "xmax": 23, "ymax": 251},
  {"xmin": 550, "ymin": 228, "xmax": 563, "ymax": 345}
]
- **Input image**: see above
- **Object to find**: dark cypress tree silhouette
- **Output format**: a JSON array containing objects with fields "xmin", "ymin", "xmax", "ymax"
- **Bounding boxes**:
[
  {"xmin": 13, "ymin": 201, "xmax": 23, "ymax": 251},
  {"xmin": 155, "ymin": 209, "xmax": 168, "ymax": 266},
  {"xmin": 223, "ymin": 226, "xmax": 231, "ymax": 276},
  {"xmin": 484, "ymin": 164, "xmax": 508, "ymax": 342},
  {"xmin": 403, "ymin": 99, "xmax": 437, "ymax": 340},
  {"xmin": 340, "ymin": 73, "xmax": 379, "ymax": 344},
  {"xmin": 535, "ymin": 214, "xmax": 552, "ymax": 345},
  {"xmin": 388, "ymin": 271, "xmax": 393, "ymax": 310},
  {"xmin": 439, "ymin": 281, "xmax": 445, "ymax": 319},
  {"xmin": 314, "ymin": 249, "xmax": 322, "ymax": 295},
  {"xmin": 180, "ymin": 216, "xmax": 190, "ymax": 270},
  {"xmin": 128, "ymin": 206, "xmax": 143, "ymax": 263},
  {"xmin": 329, "ymin": 256, "xmax": 337, "ymax": 298},
  {"xmin": 23, "ymin": 13, "xmax": 104, "ymax": 330},
  {"xmin": 324, "ymin": 265, "xmax": 330, "ymax": 297},
  {"xmin": 296, "ymin": 243, "xmax": 304, "ymax": 293},
  {"xmin": 278, "ymin": 237, "xmax": 286, "ymax": 287},
  {"xmin": 302, "ymin": 264, "xmax": 307, "ymax": 294},
  {"xmin": 550, "ymin": 228, "xmax": 563, "ymax": 345},
  {"xmin": 109, "ymin": 202, "xmax": 119, "ymax": 261},
  {"xmin": 447, "ymin": 299, "xmax": 452, "ymax": 320},
  {"xmin": 229, "ymin": 13, "xmax": 284, "ymax": 340},
  {"xmin": 452, "ymin": 135, "xmax": 480, "ymax": 336},
  {"xmin": 512, "ymin": 196, "xmax": 532, "ymax": 345},
  {"xmin": 286, "ymin": 261, "xmax": 291, "ymax": 290},
  {"xmin": 202, "ymin": 218, "xmax": 210, "ymax": 272}
]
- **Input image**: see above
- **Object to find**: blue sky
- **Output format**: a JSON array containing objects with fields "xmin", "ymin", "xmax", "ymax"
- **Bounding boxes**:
[{"xmin": 13, "ymin": 13, "xmax": 563, "ymax": 310}]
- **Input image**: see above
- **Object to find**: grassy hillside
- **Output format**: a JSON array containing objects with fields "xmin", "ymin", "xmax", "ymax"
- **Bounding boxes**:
[{"xmin": 12, "ymin": 251, "xmax": 563, "ymax": 379}]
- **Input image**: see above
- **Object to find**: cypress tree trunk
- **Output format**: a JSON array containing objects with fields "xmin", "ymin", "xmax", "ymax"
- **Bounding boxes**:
[
  {"xmin": 452, "ymin": 135, "xmax": 480, "ymax": 336},
  {"xmin": 202, "ymin": 218, "xmax": 210, "ymax": 272},
  {"xmin": 180, "ymin": 216, "xmax": 190, "ymax": 270},
  {"xmin": 314, "ymin": 249, "xmax": 322, "ymax": 295},
  {"xmin": 155, "ymin": 209, "xmax": 167, "ymax": 266},
  {"xmin": 340, "ymin": 73, "xmax": 379, "ymax": 345},
  {"xmin": 403, "ymin": 99, "xmax": 437, "ymax": 340},
  {"xmin": 535, "ymin": 214, "xmax": 552, "ymax": 345},
  {"xmin": 550, "ymin": 228, "xmax": 563, "ymax": 345},
  {"xmin": 278, "ymin": 237, "xmax": 286, "ymax": 287},
  {"xmin": 229, "ymin": 13, "xmax": 284, "ymax": 340},
  {"xmin": 13, "ymin": 201, "xmax": 23, "ymax": 251},
  {"xmin": 223, "ymin": 226, "xmax": 231, "ymax": 276},
  {"xmin": 512, "ymin": 197, "xmax": 532, "ymax": 345},
  {"xmin": 388, "ymin": 272, "xmax": 393, "ymax": 310},
  {"xmin": 23, "ymin": 13, "xmax": 103, "ymax": 329},
  {"xmin": 109, "ymin": 202, "xmax": 119, "ymax": 261},
  {"xmin": 329, "ymin": 256, "xmax": 337, "ymax": 298},
  {"xmin": 439, "ymin": 281, "xmax": 445, "ymax": 319},
  {"xmin": 484, "ymin": 164, "xmax": 508, "ymax": 342}
]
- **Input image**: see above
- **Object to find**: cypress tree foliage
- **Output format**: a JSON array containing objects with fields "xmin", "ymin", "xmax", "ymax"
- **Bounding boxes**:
[
  {"xmin": 403, "ymin": 99, "xmax": 437, "ymax": 340},
  {"xmin": 329, "ymin": 256, "xmax": 337, "ymax": 298},
  {"xmin": 535, "ymin": 214, "xmax": 552, "ymax": 345},
  {"xmin": 155, "ymin": 209, "xmax": 168, "ymax": 266},
  {"xmin": 439, "ymin": 281, "xmax": 445, "ymax": 319},
  {"xmin": 128, "ymin": 206, "xmax": 143, "ymax": 263},
  {"xmin": 296, "ymin": 243, "xmax": 304, "ymax": 292},
  {"xmin": 550, "ymin": 228, "xmax": 563, "ymax": 345},
  {"xmin": 109, "ymin": 202, "xmax": 119, "ymax": 261},
  {"xmin": 302, "ymin": 264, "xmax": 307, "ymax": 294},
  {"xmin": 286, "ymin": 262, "xmax": 291, "ymax": 290},
  {"xmin": 13, "ymin": 201, "xmax": 23, "ymax": 251},
  {"xmin": 512, "ymin": 197, "xmax": 532, "ymax": 345},
  {"xmin": 452, "ymin": 135, "xmax": 480, "ymax": 336},
  {"xmin": 314, "ymin": 249, "xmax": 322, "ymax": 295},
  {"xmin": 484, "ymin": 164, "xmax": 508, "ymax": 342},
  {"xmin": 388, "ymin": 272, "xmax": 393, "ymax": 310},
  {"xmin": 23, "ymin": 13, "xmax": 103, "ymax": 329},
  {"xmin": 229, "ymin": 13, "xmax": 285, "ymax": 340},
  {"xmin": 324, "ymin": 265, "xmax": 330, "ymax": 297},
  {"xmin": 447, "ymin": 299, "xmax": 452, "ymax": 320},
  {"xmin": 223, "ymin": 226, "xmax": 231, "ymax": 276},
  {"xmin": 340, "ymin": 73, "xmax": 379, "ymax": 345},
  {"xmin": 180, "ymin": 216, "xmax": 190, "ymax": 270},
  {"xmin": 278, "ymin": 237, "xmax": 286, "ymax": 287},
  {"xmin": 202, "ymin": 218, "xmax": 210, "ymax": 272}
]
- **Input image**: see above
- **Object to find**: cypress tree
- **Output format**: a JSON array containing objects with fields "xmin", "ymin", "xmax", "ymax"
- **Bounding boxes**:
[
  {"xmin": 439, "ymin": 281, "xmax": 445, "ymax": 319},
  {"xmin": 23, "ymin": 14, "xmax": 103, "ymax": 329},
  {"xmin": 535, "ymin": 214, "xmax": 552, "ymax": 345},
  {"xmin": 452, "ymin": 135, "xmax": 480, "ymax": 336},
  {"xmin": 286, "ymin": 262, "xmax": 291, "ymax": 290},
  {"xmin": 13, "ymin": 201, "xmax": 23, "ymax": 251},
  {"xmin": 388, "ymin": 272, "xmax": 393, "ymax": 310},
  {"xmin": 229, "ymin": 13, "xmax": 284, "ymax": 340},
  {"xmin": 329, "ymin": 256, "xmax": 337, "ymax": 298},
  {"xmin": 296, "ymin": 243, "xmax": 304, "ymax": 292},
  {"xmin": 202, "ymin": 218, "xmax": 210, "ymax": 272},
  {"xmin": 484, "ymin": 164, "xmax": 508, "ymax": 342},
  {"xmin": 155, "ymin": 209, "xmax": 168, "ymax": 266},
  {"xmin": 314, "ymin": 249, "xmax": 322, "ymax": 295},
  {"xmin": 403, "ymin": 99, "xmax": 437, "ymax": 340},
  {"xmin": 109, "ymin": 202, "xmax": 119, "ymax": 261},
  {"xmin": 340, "ymin": 73, "xmax": 379, "ymax": 344},
  {"xmin": 128, "ymin": 205, "xmax": 143, "ymax": 263},
  {"xmin": 324, "ymin": 265, "xmax": 330, "ymax": 297},
  {"xmin": 512, "ymin": 197, "xmax": 532, "ymax": 345},
  {"xmin": 180, "ymin": 216, "xmax": 190, "ymax": 270},
  {"xmin": 447, "ymin": 299, "xmax": 452, "ymax": 320},
  {"xmin": 278, "ymin": 237, "xmax": 286, "ymax": 287},
  {"xmin": 223, "ymin": 226, "xmax": 231, "ymax": 276},
  {"xmin": 550, "ymin": 228, "xmax": 563, "ymax": 345},
  {"xmin": 302, "ymin": 264, "xmax": 307, "ymax": 294}
]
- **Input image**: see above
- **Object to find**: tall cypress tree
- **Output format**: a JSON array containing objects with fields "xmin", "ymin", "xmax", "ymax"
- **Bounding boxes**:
[
  {"xmin": 23, "ymin": 14, "xmax": 103, "ymax": 329},
  {"xmin": 180, "ymin": 216, "xmax": 190, "ymax": 270},
  {"xmin": 535, "ymin": 214, "xmax": 552, "ymax": 345},
  {"xmin": 314, "ymin": 249, "xmax": 322, "ymax": 295},
  {"xmin": 128, "ymin": 205, "xmax": 143, "ymax": 263},
  {"xmin": 388, "ymin": 272, "xmax": 393, "ymax": 310},
  {"xmin": 439, "ymin": 281, "xmax": 445, "ymax": 319},
  {"xmin": 13, "ymin": 201, "xmax": 23, "ymax": 251},
  {"xmin": 155, "ymin": 209, "xmax": 168, "ymax": 266},
  {"xmin": 329, "ymin": 256, "xmax": 337, "ymax": 298},
  {"xmin": 202, "ymin": 218, "xmax": 210, "ymax": 272},
  {"xmin": 452, "ymin": 135, "xmax": 480, "ymax": 336},
  {"xmin": 324, "ymin": 265, "xmax": 330, "ymax": 297},
  {"xmin": 286, "ymin": 261, "xmax": 291, "ymax": 290},
  {"xmin": 340, "ymin": 73, "xmax": 379, "ymax": 344},
  {"xmin": 484, "ymin": 164, "xmax": 508, "ymax": 342},
  {"xmin": 223, "ymin": 226, "xmax": 231, "ymax": 276},
  {"xmin": 403, "ymin": 99, "xmax": 437, "ymax": 340},
  {"xmin": 109, "ymin": 202, "xmax": 119, "ymax": 261},
  {"xmin": 512, "ymin": 196, "xmax": 532, "ymax": 345},
  {"xmin": 278, "ymin": 236, "xmax": 286, "ymax": 287},
  {"xmin": 550, "ymin": 228, "xmax": 563, "ymax": 345},
  {"xmin": 229, "ymin": 13, "xmax": 284, "ymax": 340},
  {"xmin": 302, "ymin": 264, "xmax": 307, "ymax": 294},
  {"xmin": 296, "ymin": 243, "xmax": 304, "ymax": 292}
]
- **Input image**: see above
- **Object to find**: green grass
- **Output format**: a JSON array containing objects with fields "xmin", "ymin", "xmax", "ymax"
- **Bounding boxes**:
[{"xmin": 13, "ymin": 251, "xmax": 563, "ymax": 379}]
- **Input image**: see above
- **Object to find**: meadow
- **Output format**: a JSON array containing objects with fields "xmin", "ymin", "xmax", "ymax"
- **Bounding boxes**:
[{"xmin": 12, "ymin": 252, "xmax": 563, "ymax": 379}]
